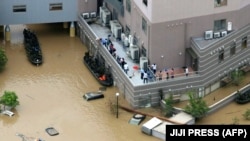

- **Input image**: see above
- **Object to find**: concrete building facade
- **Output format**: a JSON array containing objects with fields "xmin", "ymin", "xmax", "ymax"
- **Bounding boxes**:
[{"xmin": 86, "ymin": 0, "xmax": 250, "ymax": 107}]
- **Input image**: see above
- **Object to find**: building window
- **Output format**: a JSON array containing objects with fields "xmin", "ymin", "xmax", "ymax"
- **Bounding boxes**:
[
  {"xmin": 242, "ymin": 36, "xmax": 248, "ymax": 49},
  {"xmin": 13, "ymin": 5, "xmax": 26, "ymax": 12},
  {"xmin": 143, "ymin": 0, "xmax": 148, "ymax": 6},
  {"xmin": 214, "ymin": 0, "xmax": 227, "ymax": 7},
  {"xmin": 125, "ymin": 25, "xmax": 130, "ymax": 36},
  {"xmin": 141, "ymin": 45, "xmax": 147, "ymax": 57},
  {"xmin": 214, "ymin": 19, "xmax": 226, "ymax": 32},
  {"xmin": 142, "ymin": 17, "xmax": 147, "ymax": 34},
  {"xmin": 49, "ymin": 3, "xmax": 63, "ymax": 11},
  {"xmin": 218, "ymin": 49, "xmax": 224, "ymax": 62},
  {"xmin": 126, "ymin": 0, "xmax": 131, "ymax": 13},
  {"xmin": 230, "ymin": 42, "xmax": 236, "ymax": 56}
]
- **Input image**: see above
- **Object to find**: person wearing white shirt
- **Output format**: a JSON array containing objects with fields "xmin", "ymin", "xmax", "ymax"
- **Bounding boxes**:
[
  {"xmin": 124, "ymin": 63, "xmax": 129, "ymax": 74},
  {"xmin": 185, "ymin": 67, "xmax": 189, "ymax": 76},
  {"xmin": 143, "ymin": 72, "xmax": 148, "ymax": 83},
  {"xmin": 152, "ymin": 63, "xmax": 157, "ymax": 74}
]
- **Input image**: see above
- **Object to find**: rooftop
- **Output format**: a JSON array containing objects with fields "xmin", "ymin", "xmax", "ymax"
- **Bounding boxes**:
[
  {"xmin": 192, "ymin": 37, "xmax": 220, "ymax": 49},
  {"xmin": 192, "ymin": 30, "xmax": 233, "ymax": 50}
]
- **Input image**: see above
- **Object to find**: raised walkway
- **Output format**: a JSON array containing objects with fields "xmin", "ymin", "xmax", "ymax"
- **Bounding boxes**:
[{"xmin": 88, "ymin": 20, "xmax": 195, "ymax": 86}]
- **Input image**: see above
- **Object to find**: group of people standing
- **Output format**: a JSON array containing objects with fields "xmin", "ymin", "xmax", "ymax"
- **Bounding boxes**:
[
  {"xmin": 117, "ymin": 56, "xmax": 129, "ymax": 74},
  {"xmin": 157, "ymin": 67, "xmax": 189, "ymax": 81},
  {"xmin": 150, "ymin": 63, "xmax": 175, "ymax": 81},
  {"xmin": 98, "ymin": 36, "xmax": 190, "ymax": 83},
  {"xmin": 159, "ymin": 68, "xmax": 175, "ymax": 80},
  {"xmin": 99, "ymin": 36, "xmax": 130, "ymax": 75},
  {"xmin": 142, "ymin": 63, "xmax": 190, "ymax": 83},
  {"xmin": 99, "ymin": 36, "xmax": 116, "ymax": 57}
]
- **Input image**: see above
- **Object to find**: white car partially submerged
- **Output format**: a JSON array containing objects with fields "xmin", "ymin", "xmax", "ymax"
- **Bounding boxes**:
[
  {"xmin": 83, "ymin": 91, "xmax": 104, "ymax": 101},
  {"xmin": 2, "ymin": 110, "xmax": 15, "ymax": 117}
]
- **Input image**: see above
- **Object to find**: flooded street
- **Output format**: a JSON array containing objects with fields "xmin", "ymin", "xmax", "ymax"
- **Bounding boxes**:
[
  {"xmin": 1, "ymin": 23, "xmax": 249, "ymax": 141},
  {"xmin": 0, "ymin": 24, "xmax": 161, "ymax": 141}
]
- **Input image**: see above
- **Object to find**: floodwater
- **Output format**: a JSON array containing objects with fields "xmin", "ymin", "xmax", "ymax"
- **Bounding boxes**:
[
  {"xmin": 0, "ymin": 23, "xmax": 250, "ymax": 141},
  {"xmin": 0, "ymin": 24, "xmax": 161, "ymax": 141}
]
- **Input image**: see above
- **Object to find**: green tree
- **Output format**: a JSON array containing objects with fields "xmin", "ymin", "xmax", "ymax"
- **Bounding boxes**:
[
  {"xmin": 184, "ymin": 91, "xmax": 209, "ymax": 119},
  {"xmin": 0, "ymin": 47, "xmax": 8, "ymax": 71},
  {"xmin": 164, "ymin": 94, "xmax": 174, "ymax": 117},
  {"xmin": 0, "ymin": 91, "xmax": 20, "ymax": 110},
  {"xmin": 242, "ymin": 109, "xmax": 250, "ymax": 120},
  {"xmin": 231, "ymin": 69, "xmax": 243, "ymax": 86}
]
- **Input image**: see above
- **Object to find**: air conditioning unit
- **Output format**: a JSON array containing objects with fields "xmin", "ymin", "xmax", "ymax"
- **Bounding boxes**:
[
  {"xmin": 213, "ymin": 32, "xmax": 221, "ymax": 38},
  {"xmin": 109, "ymin": 20, "xmax": 114, "ymax": 33},
  {"xmin": 99, "ymin": 7, "xmax": 107, "ymax": 21},
  {"xmin": 110, "ymin": 20, "xmax": 119, "ymax": 35},
  {"xmin": 204, "ymin": 30, "xmax": 213, "ymax": 40},
  {"xmin": 99, "ymin": 7, "xmax": 103, "ymax": 19},
  {"xmin": 102, "ymin": 9, "xmax": 111, "ymax": 25},
  {"xmin": 128, "ymin": 34, "xmax": 133, "ymax": 46},
  {"xmin": 221, "ymin": 30, "xmax": 227, "ymax": 37},
  {"xmin": 121, "ymin": 33, "xmax": 126, "ymax": 42},
  {"xmin": 130, "ymin": 45, "xmax": 139, "ymax": 60},
  {"xmin": 82, "ymin": 13, "xmax": 90, "ymax": 19},
  {"xmin": 90, "ymin": 12, "xmax": 97, "ymax": 18},
  {"xmin": 227, "ymin": 22, "xmax": 232, "ymax": 31},
  {"xmin": 114, "ymin": 24, "xmax": 122, "ymax": 39},
  {"xmin": 140, "ymin": 57, "xmax": 148, "ymax": 71},
  {"xmin": 124, "ymin": 37, "xmax": 129, "ymax": 47}
]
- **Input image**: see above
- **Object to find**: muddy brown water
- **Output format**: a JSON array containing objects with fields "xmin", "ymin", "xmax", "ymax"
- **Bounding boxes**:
[
  {"xmin": 0, "ymin": 24, "xmax": 249, "ymax": 141},
  {"xmin": 0, "ymin": 24, "xmax": 161, "ymax": 141}
]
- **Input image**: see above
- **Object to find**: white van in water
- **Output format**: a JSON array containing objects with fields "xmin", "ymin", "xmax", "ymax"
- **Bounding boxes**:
[{"xmin": 141, "ymin": 117, "xmax": 162, "ymax": 135}]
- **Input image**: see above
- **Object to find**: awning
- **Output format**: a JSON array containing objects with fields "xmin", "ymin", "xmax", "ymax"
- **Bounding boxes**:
[{"xmin": 186, "ymin": 48, "xmax": 198, "ymax": 59}]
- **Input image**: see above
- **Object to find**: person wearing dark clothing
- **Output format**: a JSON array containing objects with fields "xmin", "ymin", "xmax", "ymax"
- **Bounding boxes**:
[
  {"xmin": 121, "ymin": 58, "xmax": 125, "ymax": 69},
  {"xmin": 170, "ymin": 68, "xmax": 174, "ymax": 78},
  {"xmin": 166, "ymin": 72, "xmax": 169, "ymax": 80},
  {"xmin": 140, "ymin": 68, "xmax": 144, "ymax": 80}
]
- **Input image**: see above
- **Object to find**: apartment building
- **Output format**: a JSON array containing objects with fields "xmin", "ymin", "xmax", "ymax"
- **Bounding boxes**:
[
  {"xmin": 103, "ymin": 0, "xmax": 249, "ymax": 68},
  {"xmin": 78, "ymin": 0, "xmax": 250, "ymax": 107}
]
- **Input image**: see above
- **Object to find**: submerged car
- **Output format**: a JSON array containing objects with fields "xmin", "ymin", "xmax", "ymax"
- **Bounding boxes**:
[
  {"xmin": 83, "ymin": 91, "xmax": 104, "ymax": 101},
  {"xmin": 129, "ymin": 114, "xmax": 146, "ymax": 125},
  {"xmin": 45, "ymin": 127, "xmax": 59, "ymax": 136}
]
